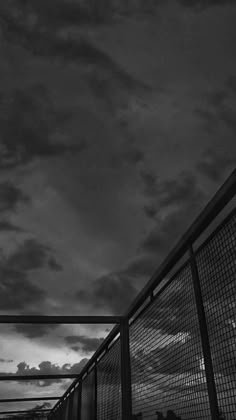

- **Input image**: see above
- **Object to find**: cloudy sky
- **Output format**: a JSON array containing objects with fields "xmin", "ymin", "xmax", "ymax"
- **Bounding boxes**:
[{"xmin": 0, "ymin": 0, "xmax": 235, "ymax": 415}]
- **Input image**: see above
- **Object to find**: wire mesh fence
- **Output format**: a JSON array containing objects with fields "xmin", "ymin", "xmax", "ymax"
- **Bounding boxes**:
[
  {"xmin": 130, "ymin": 261, "xmax": 211, "ymax": 420},
  {"xmin": 81, "ymin": 370, "xmax": 96, "ymax": 420},
  {"xmin": 196, "ymin": 210, "xmax": 236, "ymax": 420},
  {"xmin": 97, "ymin": 338, "xmax": 122, "ymax": 420}
]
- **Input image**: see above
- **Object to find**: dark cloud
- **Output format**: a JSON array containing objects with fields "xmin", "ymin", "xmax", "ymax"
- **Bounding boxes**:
[
  {"xmin": 227, "ymin": 75, "xmax": 236, "ymax": 95},
  {"xmin": 125, "ymin": 254, "xmax": 159, "ymax": 280},
  {"xmin": 0, "ymin": 359, "xmax": 88, "ymax": 387},
  {"xmin": 141, "ymin": 171, "xmax": 204, "ymax": 220},
  {"xmin": 0, "ymin": 220, "xmax": 23, "ymax": 232},
  {"xmin": 197, "ymin": 149, "xmax": 235, "ymax": 182},
  {"xmin": 15, "ymin": 0, "xmax": 95, "ymax": 27},
  {"xmin": 0, "ymin": 182, "xmax": 29, "ymax": 213},
  {"xmin": 65, "ymin": 335, "xmax": 104, "ymax": 353},
  {"xmin": 0, "ymin": 238, "xmax": 62, "ymax": 310},
  {"xmin": 7, "ymin": 239, "xmax": 51, "ymax": 271},
  {"xmin": 0, "ymin": 358, "xmax": 13, "ymax": 363},
  {"xmin": 0, "ymin": 86, "xmax": 85, "ymax": 169},
  {"xmin": 48, "ymin": 256, "xmax": 63, "ymax": 272},
  {"xmin": 13, "ymin": 324, "xmax": 57, "ymax": 339},
  {"xmin": 178, "ymin": 0, "xmax": 235, "ymax": 9},
  {"xmin": 195, "ymin": 82, "xmax": 236, "ymax": 134},
  {"xmin": 0, "ymin": 3, "xmax": 147, "ymax": 122},
  {"xmin": 76, "ymin": 272, "xmax": 137, "ymax": 314},
  {"xmin": 87, "ymin": 67, "xmax": 147, "ymax": 116},
  {"xmin": 6, "ymin": 238, "xmax": 63, "ymax": 272},
  {"xmin": 141, "ymin": 208, "xmax": 201, "ymax": 260},
  {"xmin": 0, "ymin": 266, "xmax": 46, "ymax": 310},
  {"xmin": 138, "ymin": 172, "xmax": 207, "ymax": 265},
  {"xmin": 110, "ymin": 142, "xmax": 145, "ymax": 167},
  {"xmin": 206, "ymin": 90, "xmax": 228, "ymax": 108}
]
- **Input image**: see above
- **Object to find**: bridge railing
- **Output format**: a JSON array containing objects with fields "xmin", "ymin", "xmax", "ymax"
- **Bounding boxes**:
[{"xmin": 2, "ymin": 170, "xmax": 235, "ymax": 420}]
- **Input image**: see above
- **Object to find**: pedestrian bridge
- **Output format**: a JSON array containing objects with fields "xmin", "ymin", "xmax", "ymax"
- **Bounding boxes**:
[{"xmin": 0, "ymin": 170, "xmax": 236, "ymax": 420}]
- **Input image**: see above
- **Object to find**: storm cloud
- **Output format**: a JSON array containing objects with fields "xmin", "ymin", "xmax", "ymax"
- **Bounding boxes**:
[
  {"xmin": 65, "ymin": 335, "xmax": 104, "ymax": 353},
  {"xmin": 0, "ymin": 85, "xmax": 85, "ymax": 169},
  {"xmin": 76, "ymin": 272, "xmax": 137, "ymax": 314},
  {"xmin": 0, "ymin": 266, "xmax": 46, "ymax": 310}
]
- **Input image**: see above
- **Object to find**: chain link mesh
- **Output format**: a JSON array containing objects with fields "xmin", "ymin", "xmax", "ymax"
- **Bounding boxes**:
[
  {"xmin": 196, "ymin": 211, "xmax": 236, "ymax": 420},
  {"xmin": 71, "ymin": 386, "xmax": 80, "ymax": 420},
  {"xmin": 81, "ymin": 370, "xmax": 95, "ymax": 420},
  {"xmin": 97, "ymin": 339, "xmax": 122, "ymax": 420},
  {"xmin": 130, "ymin": 263, "xmax": 211, "ymax": 419}
]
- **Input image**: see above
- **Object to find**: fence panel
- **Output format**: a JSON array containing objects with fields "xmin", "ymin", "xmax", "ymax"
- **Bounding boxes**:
[
  {"xmin": 71, "ymin": 386, "xmax": 80, "ymax": 420},
  {"xmin": 196, "ymin": 210, "xmax": 236, "ymax": 420},
  {"xmin": 81, "ymin": 369, "xmax": 96, "ymax": 420},
  {"xmin": 97, "ymin": 338, "xmax": 122, "ymax": 420},
  {"xmin": 130, "ymin": 263, "xmax": 211, "ymax": 420}
]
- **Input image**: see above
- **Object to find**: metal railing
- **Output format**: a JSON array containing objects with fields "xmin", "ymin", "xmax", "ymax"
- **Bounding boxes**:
[{"xmin": 1, "ymin": 169, "xmax": 236, "ymax": 420}]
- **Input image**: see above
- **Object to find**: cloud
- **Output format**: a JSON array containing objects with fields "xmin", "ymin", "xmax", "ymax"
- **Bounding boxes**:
[
  {"xmin": 0, "ymin": 232, "xmax": 63, "ymax": 310},
  {"xmin": 197, "ymin": 149, "xmax": 235, "ymax": 182},
  {"xmin": 194, "ymin": 82, "xmax": 236, "ymax": 134},
  {"xmin": 0, "ymin": 220, "xmax": 23, "ymax": 232},
  {"xmin": 140, "ymin": 171, "xmax": 205, "ymax": 220},
  {"xmin": 13, "ymin": 324, "xmax": 57, "ymax": 339},
  {"xmin": 76, "ymin": 272, "xmax": 137, "ymax": 314},
  {"xmin": 65, "ymin": 335, "xmax": 104, "ymax": 353},
  {"xmin": 125, "ymin": 254, "xmax": 160, "ymax": 280},
  {"xmin": 7, "ymin": 239, "xmax": 51, "ymax": 271},
  {"xmin": 0, "ymin": 266, "xmax": 46, "ymax": 310},
  {"xmin": 0, "ymin": 238, "xmax": 63, "ymax": 311},
  {"xmin": 227, "ymin": 75, "xmax": 236, "ymax": 95},
  {"xmin": 0, "ymin": 4, "xmax": 147, "ymax": 120},
  {"xmin": 0, "ymin": 359, "xmax": 88, "ymax": 387},
  {"xmin": 0, "ymin": 358, "xmax": 13, "ymax": 363},
  {"xmin": 0, "ymin": 182, "xmax": 29, "ymax": 213},
  {"xmin": 47, "ymin": 256, "xmax": 63, "ymax": 272},
  {"xmin": 178, "ymin": 0, "xmax": 235, "ymax": 10},
  {"xmin": 7, "ymin": 239, "xmax": 62, "ymax": 272},
  {"xmin": 0, "ymin": 85, "xmax": 85, "ymax": 169}
]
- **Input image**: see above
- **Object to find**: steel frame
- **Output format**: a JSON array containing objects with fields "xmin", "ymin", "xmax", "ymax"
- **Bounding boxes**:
[{"xmin": 0, "ymin": 316, "xmax": 121, "ymax": 324}]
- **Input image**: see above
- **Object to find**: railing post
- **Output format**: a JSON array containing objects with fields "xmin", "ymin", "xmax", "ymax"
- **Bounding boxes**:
[
  {"xmin": 189, "ymin": 245, "xmax": 220, "ymax": 420},
  {"xmin": 120, "ymin": 317, "xmax": 132, "ymax": 420}
]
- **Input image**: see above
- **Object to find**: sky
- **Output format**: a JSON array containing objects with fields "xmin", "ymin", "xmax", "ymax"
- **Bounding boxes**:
[{"xmin": 0, "ymin": 0, "xmax": 235, "ymax": 416}]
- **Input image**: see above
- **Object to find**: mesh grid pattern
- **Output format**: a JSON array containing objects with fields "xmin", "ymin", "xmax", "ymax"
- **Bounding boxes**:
[
  {"xmin": 71, "ymin": 386, "xmax": 80, "ymax": 420},
  {"xmin": 130, "ymin": 263, "xmax": 211, "ymax": 420},
  {"xmin": 97, "ymin": 339, "xmax": 121, "ymax": 420},
  {"xmin": 81, "ymin": 370, "xmax": 95, "ymax": 420},
  {"xmin": 196, "ymin": 211, "xmax": 236, "ymax": 420}
]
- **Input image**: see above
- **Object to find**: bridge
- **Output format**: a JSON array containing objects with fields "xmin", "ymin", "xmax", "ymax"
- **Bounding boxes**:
[{"xmin": 0, "ymin": 169, "xmax": 236, "ymax": 420}]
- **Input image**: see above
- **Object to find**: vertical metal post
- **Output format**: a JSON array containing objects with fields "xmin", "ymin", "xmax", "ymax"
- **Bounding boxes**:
[
  {"xmin": 189, "ymin": 245, "xmax": 220, "ymax": 420},
  {"xmin": 120, "ymin": 317, "xmax": 132, "ymax": 420},
  {"xmin": 78, "ymin": 381, "xmax": 82, "ymax": 420},
  {"xmin": 94, "ymin": 365, "xmax": 97, "ymax": 420}
]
